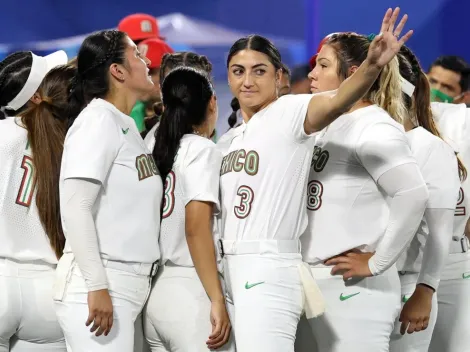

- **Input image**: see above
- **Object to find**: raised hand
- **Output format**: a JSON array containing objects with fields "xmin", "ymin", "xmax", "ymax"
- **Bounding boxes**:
[{"xmin": 366, "ymin": 7, "xmax": 414, "ymax": 69}]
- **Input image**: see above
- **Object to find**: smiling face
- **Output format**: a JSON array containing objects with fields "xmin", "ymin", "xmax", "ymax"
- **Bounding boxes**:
[
  {"xmin": 227, "ymin": 49, "xmax": 280, "ymax": 111},
  {"xmin": 307, "ymin": 44, "xmax": 343, "ymax": 93}
]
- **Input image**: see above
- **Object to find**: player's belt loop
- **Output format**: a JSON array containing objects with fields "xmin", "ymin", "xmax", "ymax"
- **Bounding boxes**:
[
  {"xmin": 150, "ymin": 261, "xmax": 159, "ymax": 277},
  {"xmin": 218, "ymin": 239, "xmax": 225, "ymax": 258},
  {"xmin": 461, "ymin": 237, "xmax": 469, "ymax": 253}
]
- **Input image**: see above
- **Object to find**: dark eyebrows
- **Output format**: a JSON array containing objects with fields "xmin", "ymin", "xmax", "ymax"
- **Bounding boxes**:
[{"xmin": 229, "ymin": 63, "xmax": 269, "ymax": 69}]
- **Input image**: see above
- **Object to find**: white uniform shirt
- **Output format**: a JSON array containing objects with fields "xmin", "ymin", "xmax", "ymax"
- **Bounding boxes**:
[
  {"xmin": 144, "ymin": 122, "xmax": 159, "ymax": 151},
  {"xmin": 397, "ymin": 127, "xmax": 460, "ymax": 272},
  {"xmin": 60, "ymin": 98, "xmax": 162, "ymax": 263},
  {"xmin": 0, "ymin": 117, "xmax": 57, "ymax": 264},
  {"xmin": 301, "ymin": 105, "xmax": 416, "ymax": 264},
  {"xmin": 220, "ymin": 94, "xmax": 314, "ymax": 241},
  {"xmin": 216, "ymin": 123, "xmax": 246, "ymax": 156},
  {"xmin": 160, "ymin": 135, "xmax": 222, "ymax": 266},
  {"xmin": 432, "ymin": 102, "xmax": 470, "ymax": 240}
]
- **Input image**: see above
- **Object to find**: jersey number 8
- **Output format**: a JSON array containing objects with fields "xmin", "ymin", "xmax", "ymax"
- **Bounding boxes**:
[
  {"xmin": 307, "ymin": 180, "xmax": 323, "ymax": 211},
  {"xmin": 162, "ymin": 171, "xmax": 176, "ymax": 219}
]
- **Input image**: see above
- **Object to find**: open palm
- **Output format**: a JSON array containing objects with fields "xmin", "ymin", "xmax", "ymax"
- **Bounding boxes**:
[{"xmin": 367, "ymin": 8, "xmax": 413, "ymax": 69}]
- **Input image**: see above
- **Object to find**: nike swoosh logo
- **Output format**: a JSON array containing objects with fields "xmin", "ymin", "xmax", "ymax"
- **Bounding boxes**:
[
  {"xmin": 122, "ymin": 128, "xmax": 129, "ymax": 134},
  {"xmin": 402, "ymin": 295, "xmax": 410, "ymax": 303},
  {"xmin": 245, "ymin": 281, "xmax": 265, "ymax": 289},
  {"xmin": 339, "ymin": 292, "xmax": 360, "ymax": 301},
  {"xmin": 462, "ymin": 272, "xmax": 470, "ymax": 279}
]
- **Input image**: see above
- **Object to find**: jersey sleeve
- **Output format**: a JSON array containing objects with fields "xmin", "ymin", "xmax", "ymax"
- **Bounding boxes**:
[
  {"xmin": 182, "ymin": 142, "xmax": 222, "ymax": 209},
  {"xmin": 356, "ymin": 122, "xmax": 416, "ymax": 182},
  {"xmin": 61, "ymin": 108, "xmax": 122, "ymax": 184},
  {"xmin": 422, "ymin": 141, "xmax": 460, "ymax": 209},
  {"xmin": 272, "ymin": 94, "xmax": 313, "ymax": 142}
]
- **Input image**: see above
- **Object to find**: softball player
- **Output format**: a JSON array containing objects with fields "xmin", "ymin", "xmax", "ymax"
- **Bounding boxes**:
[
  {"xmin": 0, "ymin": 51, "xmax": 68, "ymax": 351},
  {"xmin": 144, "ymin": 52, "xmax": 213, "ymax": 151},
  {"xmin": 220, "ymin": 8, "xmax": 413, "ymax": 351},
  {"xmin": 384, "ymin": 46, "xmax": 462, "ymax": 352},
  {"xmin": 53, "ymin": 30, "xmax": 161, "ymax": 352},
  {"xmin": 144, "ymin": 67, "xmax": 233, "ymax": 351},
  {"xmin": 429, "ymin": 101, "xmax": 470, "ymax": 352},
  {"xmin": 0, "ymin": 51, "xmax": 69, "ymax": 351},
  {"xmin": 297, "ymin": 31, "xmax": 428, "ymax": 352}
]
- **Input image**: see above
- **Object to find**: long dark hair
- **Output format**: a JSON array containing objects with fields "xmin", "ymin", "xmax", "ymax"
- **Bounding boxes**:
[
  {"xmin": 153, "ymin": 67, "xmax": 214, "ymax": 182},
  {"xmin": 69, "ymin": 30, "xmax": 128, "ymax": 112},
  {"xmin": 144, "ymin": 52, "xmax": 213, "ymax": 139},
  {"xmin": 0, "ymin": 52, "xmax": 33, "ymax": 119},
  {"xmin": 19, "ymin": 65, "xmax": 79, "ymax": 258},
  {"xmin": 227, "ymin": 97, "xmax": 240, "ymax": 128},
  {"xmin": 399, "ymin": 46, "xmax": 467, "ymax": 181}
]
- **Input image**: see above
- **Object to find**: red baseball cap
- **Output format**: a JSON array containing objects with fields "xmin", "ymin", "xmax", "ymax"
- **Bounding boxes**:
[
  {"xmin": 118, "ymin": 13, "xmax": 162, "ymax": 41},
  {"xmin": 138, "ymin": 38, "xmax": 174, "ymax": 69}
]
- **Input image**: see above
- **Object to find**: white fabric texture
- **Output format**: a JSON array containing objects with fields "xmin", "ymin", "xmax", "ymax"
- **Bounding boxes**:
[
  {"xmin": 368, "ymin": 163, "xmax": 429, "ymax": 275},
  {"xmin": 61, "ymin": 178, "xmax": 107, "ymax": 291}
]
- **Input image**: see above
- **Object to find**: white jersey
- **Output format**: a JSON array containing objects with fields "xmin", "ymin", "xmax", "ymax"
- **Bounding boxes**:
[
  {"xmin": 220, "ymin": 94, "xmax": 314, "ymax": 241},
  {"xmin": 397, "ymin": 127, "xmax": 460, "ymax": 272},
  {"xmin": 144, "ymin": 122, "xmax": 159, "ymax": 151},
  {"xmin": 60, "ymin": 98, "xmax": 162, "ymax": 264},
  {"xmin": 160, "ymin": 134, "xmax": 222, "ymax": 266},
  {"xmin": 432, "ymin": 102, "xmax": 470, "ymax": 240},
  {"xmin": 216, "ymin": 123, "xmax": 246, "ymax": 155},
  {"xmin": 0, "ymin": 117, "xmax": 57, "ymax": 264},
  {"xmin": 301, "ymin": 105, "xmax": 415, "ymax": 264}
]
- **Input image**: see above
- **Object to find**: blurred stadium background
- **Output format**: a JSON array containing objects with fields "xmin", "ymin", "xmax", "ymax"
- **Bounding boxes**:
[{"xmin": 1, "ymin": 0, "xmax": 468, "ymax": 133}]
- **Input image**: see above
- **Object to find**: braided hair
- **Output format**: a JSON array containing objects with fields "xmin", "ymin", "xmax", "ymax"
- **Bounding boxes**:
[
  {"xmin": 159, "ymin": 52, "xmax": 213, "ymax": 89},
  {"xmin": 69, "ymin": 30, "xmax": 127, "ymax": 112},
  {"xmin": 143, "ymin": 52, "xmax": 213, "ymax": 137},
  {"xmin": 0, "ymin": 52, "xmax": 33, "ymax": 119},
  {"xmin": 399, "ymin": 45, "xmax": 467, "ymax": 181}
]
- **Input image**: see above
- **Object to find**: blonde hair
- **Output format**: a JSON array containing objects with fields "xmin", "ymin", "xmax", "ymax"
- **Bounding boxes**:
[
  {"xmin": 367, "ymin": 56, "xmax": 407, "ymax": 124},
  {"xmin": 326, "ymin": 33, "xmax": 407, "ymax": 123}
]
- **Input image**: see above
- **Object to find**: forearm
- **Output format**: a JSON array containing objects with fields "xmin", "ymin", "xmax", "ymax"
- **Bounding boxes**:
[
  {"xmin": 418, "ymin": 208, "xmax": 454, "ymax": 290},
  {"xmin": 186, "ymin": 223, "xmax": 224, "ymax": 302},
  {"xmin": 306, "ymin": 60, "xmax": 381, "ymax": 132},
  {"xmin": 62, "ymin": 178, "xmax": 108, "ymax": 291},
  {"xmin": 369, "ymin": 164, "xmax": 429, "ymax": 275}
]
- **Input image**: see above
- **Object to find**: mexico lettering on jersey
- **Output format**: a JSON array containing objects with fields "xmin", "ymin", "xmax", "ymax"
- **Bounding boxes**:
[
  {"xmin": 219, "ymin": 94, "xmax": 314, "ymax": 242},
  {"xmin": 307, "ymin": 146, "xmax": 329, "ymax": 211},
  {"xmin": 220, "ymin": 149, "xmax": 260, "ymax": 219},
  {"xmin": 136, "ymin": 154, "xmax": 158, "ymax": 181},
  {"xmin": 301, "ymin": 105, "xmax": 415, "ymax": 263}
]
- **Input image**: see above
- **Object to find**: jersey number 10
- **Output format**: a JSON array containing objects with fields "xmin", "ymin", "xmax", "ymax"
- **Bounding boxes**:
[{"xmin": 16, "ymin": 156, "xmax": 36, "ymax": 208}]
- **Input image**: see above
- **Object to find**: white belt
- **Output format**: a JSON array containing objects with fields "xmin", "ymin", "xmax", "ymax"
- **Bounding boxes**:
[
  {"xmin": 218, "ymin": 240, "xmax": 325, "ymax": 319},
  {"xmin": 102, "ymin": 259, "xmax": 159, "ymax": 277},
  {"xmin": 449, "ymin": 237, "xmax": 469, "ymax": 254},
  {"xmin": 219, "ymin": 239, "xmax": 301, "ymax": 256}
]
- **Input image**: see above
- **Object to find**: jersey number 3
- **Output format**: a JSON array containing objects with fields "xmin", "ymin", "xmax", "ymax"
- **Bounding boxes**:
[
  {"xmin": 16, "ymin": 156, "xmax": 36, "ymax": 207},
  {"xmin": 307, "ymin": 180, "xmax": 323, "ymax": 211},
  {"xmin": 162, "ymin": 171, "xmax": 176, "ymax": 219},
  {"xmin": 234, "ymin": 185, "xmax": 254, "ymax": 219}
]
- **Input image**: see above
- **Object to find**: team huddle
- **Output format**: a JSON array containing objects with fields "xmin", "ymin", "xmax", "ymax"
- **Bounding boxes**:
[{"xmin": 1, "ymin": 6, "xmax": 470, "ymax": 352}]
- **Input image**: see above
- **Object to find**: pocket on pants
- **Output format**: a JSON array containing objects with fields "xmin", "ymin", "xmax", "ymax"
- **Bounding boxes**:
[{"xmin": 52, "ymin": 254, "xmax": 74, "ymax": 302}]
